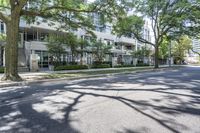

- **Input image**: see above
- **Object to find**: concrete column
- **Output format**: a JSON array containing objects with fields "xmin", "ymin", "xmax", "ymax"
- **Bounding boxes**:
[
  {"xmin": 36, "ymin": 29, "xmax": 39, "ymax": 41},
  {"xmin": 20, "ymin": 33, "xmax": 24, "ymax": 48},
  {"xmin": 3, "ymin": 47, "xmax": 5, "ymax": 67},
  {"xmin": 25, "ymin": 30, "xmax": 28, "ymax": 41},
  {"xmin": 0, "ymin": 47, "xmax": 2, "ymax": 66},
  {"xmin": 135, "ymin": 39, "xmax": 138, "ymax": 51}
]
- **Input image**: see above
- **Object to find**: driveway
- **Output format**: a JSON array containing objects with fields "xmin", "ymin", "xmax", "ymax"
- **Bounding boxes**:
[{"xmin": 0, "ymin": 66, "xmax": 200, "ymax": 133}]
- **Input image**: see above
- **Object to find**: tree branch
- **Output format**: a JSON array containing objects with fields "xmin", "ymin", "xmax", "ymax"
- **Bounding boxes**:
[
  {"xmin": 18, "ymin": 0, "xmax": 28, "ymax": 9},
  {"xmin": 132, "ymin": 32, "xmax": 155, "ymax": 47},
  {"xmin": 20, "ymin": 10, "xmax": 53, "ymax": 18},
  {"xmin": 191, "ymin": 48, "xmax": 200, "ymax": 56},
  {"xmin": 42, "ymin": 4, "xmax": 100, "ymax": 13},
  {"xmin": 0, "ymin": 12, "xmax": 9, "ymax": 23}
]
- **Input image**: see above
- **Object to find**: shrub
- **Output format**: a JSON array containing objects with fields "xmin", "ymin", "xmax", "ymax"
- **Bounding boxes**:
[
  {"xmin": 51, "ymin": 61, "xmax": 67, "ymax": 67},
  {"xmin": 68, "ymin": 62, "xmax": 78, "ymax": 65},
  {"xmin": 0, "ymin": 67, "xmax": 4, "ymax": 73},
  {"xmin": 114, "ymin": 64, "xmax": 135, "ymax": 68},
  {"xmin": 136, "ymin": 63, "xmax": 149, "ymax": 67},
  {"xmin": 102, "ymin": 61, "xmax": 112, "ymax": 66},
  {"xmin": 54, "ymin": 65, "xmax": 88, "ymax": 71},
  {"xmin": 91, "ymin": 64, "xmax": 111, "ymax": 69},
  {"xmin": 93, "ymin": 61, "xmax": 112, "ymax": 65},
  {"xmin": 92, "ymin": 61, "xmax": 103, "ymax": 65}
]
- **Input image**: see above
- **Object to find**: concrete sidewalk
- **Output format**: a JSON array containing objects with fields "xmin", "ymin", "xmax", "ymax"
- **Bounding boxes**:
[{"xmin": 0, "ymin": 65, "xmax": 182, "ymax": 87}]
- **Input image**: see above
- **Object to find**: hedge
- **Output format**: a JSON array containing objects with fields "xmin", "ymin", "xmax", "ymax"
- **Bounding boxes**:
[
  {"xmin": 136, "ymin": 63, "xmax": 150, "ymax": 67},
  {"xmin": 54, "ymin": 65, "xmax": 88, "ymax": 71},
  {"xmin": 114, "ymin": 64, "xmax": 135, "ymax": 68},
  {"xmin": 93, "ymin": 61, "xmax": 112, "ymax": 66},
  {"xmin": 0, "ymin": 67, "xmax": 4, "ymax": 73},
  {"xmin": 91, "ymin": 64, "xmax": 111, "ymax": 69}
]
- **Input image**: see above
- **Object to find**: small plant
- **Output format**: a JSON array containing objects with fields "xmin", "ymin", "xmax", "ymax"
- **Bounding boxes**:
[
  {"xmin": 54, "ymin": 65, "xmax": 88, "ymax": 71},
  {"xmin": 91, "ymin": 64, "xmax": 111, "ymax": 69},
  {"xmin": 0, "ymin": 67, "xmax": 4, "ymax": 73},
  {"xmin": 114, "ymin": 65, "xmax": 135, "ymax": 68},
  {"xmin": 91, "ymin": 40, "xmax": 112, "ymax": 63}
]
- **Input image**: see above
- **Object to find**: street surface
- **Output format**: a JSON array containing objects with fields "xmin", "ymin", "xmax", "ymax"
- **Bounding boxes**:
[{"xmin": 0, "ymin": 66, "xmax": 200, "ymax": 133}]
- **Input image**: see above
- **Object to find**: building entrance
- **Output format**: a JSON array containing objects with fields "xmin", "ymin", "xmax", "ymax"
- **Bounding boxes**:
[{"xmin": 35, "ymin": 50, "xmax": 49, "ymax": 68}]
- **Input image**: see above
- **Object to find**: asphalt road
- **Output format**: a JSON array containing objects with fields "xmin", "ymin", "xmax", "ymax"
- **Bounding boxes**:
[{"xmin": 0, "ymin": 66, "xmax": 200, "ymax": 133}]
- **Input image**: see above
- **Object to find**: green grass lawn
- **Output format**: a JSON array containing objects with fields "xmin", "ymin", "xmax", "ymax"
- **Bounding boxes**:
[{"xmin": 41, "ymin": 66, "xmax": 155, "ymax": 79}]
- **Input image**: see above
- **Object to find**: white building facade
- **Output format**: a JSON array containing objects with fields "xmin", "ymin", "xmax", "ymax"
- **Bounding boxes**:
[{"xmin": 0, "ymin": 15, "xmax": 153, "ymax": 70}]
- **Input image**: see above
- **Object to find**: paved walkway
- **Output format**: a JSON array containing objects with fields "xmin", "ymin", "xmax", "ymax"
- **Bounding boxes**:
[
  {"xmin": 0, "ymin": 65, "xmax": 184, "ymax": 87},
  {"xmin": 0, "ymin": 65, "xmax": 175, "ymax": 80},
  {"xmin": 0, "ymin": 66, "xmax": 199, "ymax": 133},
  {"xmin": 0, "ymin": 66, "xmax": 156, "ymax": 87}
]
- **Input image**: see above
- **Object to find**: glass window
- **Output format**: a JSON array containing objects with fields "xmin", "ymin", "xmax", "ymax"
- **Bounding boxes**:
[{"xmin": 0, "ymin": 22, "xmax": 4, "ymax": 33}]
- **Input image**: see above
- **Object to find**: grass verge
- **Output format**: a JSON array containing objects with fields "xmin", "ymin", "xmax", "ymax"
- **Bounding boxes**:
[{"xmin": 41, "ymin": 66, "xmax": 157, "ymax": 79}]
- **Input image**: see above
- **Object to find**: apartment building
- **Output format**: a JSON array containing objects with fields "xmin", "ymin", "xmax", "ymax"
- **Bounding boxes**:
[
  {"xmin": 0, "ymin": 21, "xmax": 6, "ymax": 66},
  {"xmin": 192, "ymin": 39, "xmax": 200, "ymax": 53},
  {"xmin": 0, "ymin": 14, "xmax": 152, "ymax": 71},
  {"xmin": 185, "ymin": 39, "xmax": 200, "ymax": 63}
]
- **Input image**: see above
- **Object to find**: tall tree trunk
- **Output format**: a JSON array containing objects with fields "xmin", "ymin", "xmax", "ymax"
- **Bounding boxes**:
[
  {"xmin": 154, "ymin": 45, "xmax": 159, "ymax": 68},
  {"xmin": 2, "ymin": 16, "xmax": 22, "ymax": 81}
]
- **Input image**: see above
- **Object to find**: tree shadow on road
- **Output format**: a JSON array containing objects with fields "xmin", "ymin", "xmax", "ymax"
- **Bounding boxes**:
[{"xmin": 0, "ymin": 68, "xmax": 200, "ymax": 133}]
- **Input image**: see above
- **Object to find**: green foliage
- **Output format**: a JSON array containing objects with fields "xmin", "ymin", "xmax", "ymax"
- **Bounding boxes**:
[
  {"xmin": 113, "ymin": 15, "xmax": 144, "ymax": 38},
  {"xmin": 45, "ymin": 34, "xmax": 66, "ymax": 65},
  {"xmin": 54, "ymin": 65, "xmax": 88, "ymax": 71},
  {"xmin": 136, "ymin": 63, "xmax": 150, "ymax": 67},
  {"xmin": 64, "ymin": 33, "xmax": 79, "ymax": 62},
  {"xmin": 159, "ymin": 36, "xmax": 169, "ymax": 59},
  {"xmin": 77, "ymin": 38, "xmax": 90, "ymax": 64},
  {"xmin": 93, "ymin": 61, "xmax": 112, "ymax": 66},
  {"xmin": 0, "ymin": 33, "xmax": 6, "ymax": 41},
  {"xmin": 0, "ymin": 0, "xmax": 130, "ymax": 80},
  {"xmin": 91, "ymin": 40, "xmax": 112, "ymax": 63},
  {"xmin": 178, "ymin": 1, "xmax": 200, "ymax": 38},
  {"xmin": 114, "ymin": 64, "xmax": 135, "ymax": 68},
  {"xmin": 131, "ymin": 46, "xmax": 151, "ymax": 58},
  {"xmin": 113, "ymin": 0, "xmax": 194, "ymax": 68},
  {"xmin": 0, "ymin": 67, "xmax": 4, "ymax": 73},
  {"xmin": 172, "ymin": 35, "xmax": 192, "ymax": 64},
  {"xmin": 78, "ymin": 38, "xmax": 90, "ymax": 53},
  {"xmin": 46, "ymin": 32, "xmax": 80, "ymax": 64},
  {"xmin": 91, "ymin": 64, "xmax": 111, "ymax": 69}
]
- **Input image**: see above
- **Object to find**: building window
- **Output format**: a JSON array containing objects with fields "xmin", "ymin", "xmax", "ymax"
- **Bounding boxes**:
[
  {"xmin": 0, "ymin": 22, "xmax": 5, "ymax": 33},
  {"xmin": 125, "ymin": 45, "xmax": 132, "ymax": 50},
  {"xmin": 104, "ymin": 39, "xmax": 114, "ymax": 46}
]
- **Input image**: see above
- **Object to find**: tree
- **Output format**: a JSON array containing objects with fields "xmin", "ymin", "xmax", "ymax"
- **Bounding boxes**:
[
  {"xmin": 91, "ymin": 40, "xmax": 112, "ymax": 63},
  {"xmin": 159, "ymin": 36, "xmax": 169, "ymax": 60},
  {"xmin": 0, "ymin": 33, "xmax": 6, "ymax": 41},
  {"xmin": 180, "ymin": 1, "xmax": 200, "ymax": 38},
  {"xmin": 78, "ymin": 38, "xmax": 90, "ymax": 65},
  {"xmin": 0, "ymin": 0, "xmax": 128, "ymax": 81},
  {"xmin": 114, "ymin": 0, "xmax": 192, "ymax": 68},
  {"xmin": 132, "ymin": 46, "xmax": 151, "ymax": 59},
  {"xmin": 63, "ymin": 33, "xmax": 79, "ymax": 64},
  {"xmin": 45, "ymin": 34, "xmax": 66, "ymax": 66},
  {"xmin": 172, "ymin": 35, "xmax": 192, "ymax": 64},
  {"xmin": 191, "ymin": 47, "xmax": 200, "ymax": 57}
]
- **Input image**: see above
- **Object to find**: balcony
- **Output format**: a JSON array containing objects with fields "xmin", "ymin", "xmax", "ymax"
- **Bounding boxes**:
[
  {"xmin": 25, "ymin": 41, "xmax": 48, "ymax": 51},
  {"xmin": 118, "ymin": 36, "xmax": 136, "ymax": 45}
]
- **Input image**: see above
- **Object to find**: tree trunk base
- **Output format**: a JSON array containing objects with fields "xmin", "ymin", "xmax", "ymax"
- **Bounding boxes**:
[{"xmin": 1, "ymin": 74, "xmax": 23, "ymax": 81}]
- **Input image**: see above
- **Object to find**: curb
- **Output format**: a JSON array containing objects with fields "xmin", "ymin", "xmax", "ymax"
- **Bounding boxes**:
[{"xmin": 0, "ymin": 67, "xmax": 179, "ymax": 88}]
